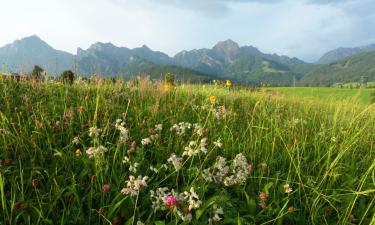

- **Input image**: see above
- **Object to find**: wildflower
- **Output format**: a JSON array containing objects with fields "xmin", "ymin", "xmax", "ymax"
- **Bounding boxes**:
[
  {"xmin": 150, "ymin": 166, "xmax": 158, "ymax": 173},
  {"xmin": 260, "ymin": 203, "xmax": 267, "ymax": 209},
  {"xmin": 167, "ymin": 154, "xmax": 182, "ymax": 171},
  {"xmin": 213, "ymin": 139, "xmax": 223, "ymax": 148},
  {"xmin": 170, "ymin": 122, "xmax": 192, "ymax": 136},
  {"xmin": 121, "ymin": 175, "xmax": 149, "ymax": 196},
  {"xmin": 72, "ymin": 136, "xmax": 80, "ymax": 145},
  {"xmin": 131, "ymin": 141, "xmax": 137, "ymax": 149},
  {"xmin": 141, "ymin": 137, "xmax": 152, "ymax": 146},
  {"xmin": 177, "ymin": 210, "xmax": 192, "ymax": 222},
  {"xmin": 115, "ymin": 119, "xmax": 129, "ymax": 144},
  {"xmin": 86, "ymin": 145, "xmax": 108, "ymax": 158},
  {"xmin": 259, "ymin": 192, "xmax": 268, "ymax": 202},
  {"xmin": 284, "ymin": 184, "xmax": 293, "ymax": 193},
  {"xmin": 223, "ymin": 154, "xmax": 250, "ymax": 186},
  {"xmin": 55, "ymin": 120, "xmax": 61, "ymax": 126},
  {"xmin": 150, "ymin": 187, "xmax": 171, "ymax": 211},
  {"xmin": 102, "ymin": 184, "xmax": 111, "ymax": 193},
  {"xmin": 202, "ymin": 156, "xmax": 229, "ymax": 183},
  {"xmin": 199, "ymin": 138, "xmax": 208, "ymax": 154},
  {"xmin": 164, "ymin": 83, "xmax": 171, "ymax": 92},
  {"xmin": 288, "ymin": 207, "xmax": 295, "ymax": 213},
  {"xmin": 165, "ymin": 195, "xmax": 177, "ymax": 209},
  {"xmin": 4, "ymin": 159, "xmax": 13, "ymax": 166},
  {"xmin": 150, "ymin": 134, "xmax": 159, "ymax": 141},
  {"xmin": 226, "ymin": 80, "xmax": 232, "ymax": 88},
  {"xmin": 247, "ymin": 164, "xmax": 253, "ymax": 172},
  {"xmin": 75, "ymin": 149, "xmax": 81, "ymax": 156},
  {"xmin": 213, "ymin": 106, "xmax": 232, "ymax": 120},
  {"xmin": 154, "ymin": 124, "xmax": 163, "ymax": 131},
  {"xmin": 129, "ymin": 162, "xmax": 139, "ymax": 173},
  {"xmin": 208, "ymin": 204, "xmax": 224, "ymax": 224},
  {"xmin": 209, "ymin": 95, "xmax": 217, "ymax": 104},
  {"xmin": 89, "ymin": 126, "xmax": 102, "ymax": 137},
  {"xmin": 193, "ymin": 123, "xmax": 204, "ymax": 136},
  {"xmin": 122, "ymin": 156, "xmax": 130, "ymax": 164},
  {"xmin": 183, "ymin": 187, "xmax": 201, "ymax": 211}
]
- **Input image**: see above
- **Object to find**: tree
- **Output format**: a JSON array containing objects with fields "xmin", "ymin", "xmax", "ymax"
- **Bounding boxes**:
[
  {"xmin": 31, "ymin": 65, "xmax": 44, "ymax": 79},
  {"xmin": 60, "ymin": 70, "xmax": 75, "ymax": 84}
]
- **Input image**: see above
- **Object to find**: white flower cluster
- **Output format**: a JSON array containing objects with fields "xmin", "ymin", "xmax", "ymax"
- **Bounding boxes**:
[
  {"xmin": 182, "ymin": 187, "xmax": 202, "ymax": 211},
  {"xmin": 72, "ymin": 136, "xmax": 80, "ymax": 145},
  {"xmin": 141, "ymin": 124, "xmax": 162, "ymax": 146},
  {"xmin": 182, "ymin": 138, "xmax": 208, "ymax": 157},
  {"xmin": 193, "ymin": 123, "xmax": 204, "ymax": 136},
  {"xmin": 213, "ymin": 106, "xmax": 232, "ymax": 120},
  {"xmin": 154, "ymin": 124, "xmax": 163, "ymax": 131},
  {"xmin": 213, "ymin": 139, "xmax": 223, "ymax": 148},
  {"xmin": 202, "ymin": 156, "xmax": 229, "ymax": 183},
  {"xmin": 150, "ymin": 187, "xmax": 201, "ymax": 222},
  {"xmin": 208, "ymin": 204, "xmax": 224, "ymax": 225},
  {"xmin": 121, "ymin": 175, "xmax": 149, "ymax": 196},
  {"xmin": 150, "ymin": 187, "xmax": 171, "ymax": 211},
  {"xmin": 115, "ymin": 119, "xmax": 129, "ymax": 144},
  {"xmin": 85, "ymin": 145, "xmax": 108, "ymax": 159},
  {"xmin": 170, "ymin": 122, "xmax": 192, "ymax": 136},
  {"xmin": 129, "ymin": 162, "xmax": 139, "ymax": 173},
  {"xmin": 202, "ymin": 154, "xmax": 250, "ymax": 186},
  {"xmin": 89, "ymin": 126, "xmax": 102, "ymax": 137},
  {"xmin": 284, "ymin": 184, "xmax": 293, "ymax": 193},
  {"xmin": 167, "ymin": 153, "xmax": 183, "ymax": 171},
  {"xmin": 223, "ymin": 153, "xmax": 249, "ymax": 186}
]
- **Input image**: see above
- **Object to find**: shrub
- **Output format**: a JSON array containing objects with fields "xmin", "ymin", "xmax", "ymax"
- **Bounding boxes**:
[{"xmin": 60, "ymin": 70, "xmax": 75, "ymax": 84}]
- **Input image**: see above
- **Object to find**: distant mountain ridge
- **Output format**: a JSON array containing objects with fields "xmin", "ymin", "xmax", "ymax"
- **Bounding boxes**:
[
  {"xmin": 317, "ymin": 43, "xmax": 375, "ymax": 64},
  {"xmin": 0, "ymin": 36, "xmax": 309, "ymax": 85},
  {"xmin": 2, "ymin": 35, "xmax": 375, "ymax": 85}
]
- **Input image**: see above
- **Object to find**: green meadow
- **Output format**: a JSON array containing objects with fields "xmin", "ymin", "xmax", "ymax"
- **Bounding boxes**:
[
  {"xmin": 0, "ymin": 78, "xmax": 374, "ymax": 225},
  {"xmin": 266, "ymin": 87, "xmax": 375, "ymax": 105}
]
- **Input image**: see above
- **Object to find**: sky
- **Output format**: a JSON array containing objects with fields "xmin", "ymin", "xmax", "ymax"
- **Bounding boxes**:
[{"xmin": 0, "ymin": 0, "xmax": 374, "ymax": 62}]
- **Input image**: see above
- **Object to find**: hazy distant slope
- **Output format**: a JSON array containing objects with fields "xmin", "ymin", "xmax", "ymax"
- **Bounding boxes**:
[
  {"xmin": 317, "ymin": 43, "xmax": 375, "ymax": 64},
  {"xmin": 301, "ymin": 51, "xmax": 375, "ymax": 85},
  {"xmin": 0, "ymin": 35, "xmax": 74, "ymax": 73}
]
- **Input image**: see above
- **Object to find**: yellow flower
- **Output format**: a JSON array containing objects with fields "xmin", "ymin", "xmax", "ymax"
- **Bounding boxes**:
[
  {"xmin": 75, "ymin": 149, "xmax": 81, "ymax": 156},
  {"xmin": 164, "ymin": 83, "xmax": 171, "ymax": 92},
  {"xmin": 209, "ymin": 95, "xmax": 217, "ymax": 104},
  {"xmin": 226, "ymin": 80, "xmax": 232, "ymax": 88}
]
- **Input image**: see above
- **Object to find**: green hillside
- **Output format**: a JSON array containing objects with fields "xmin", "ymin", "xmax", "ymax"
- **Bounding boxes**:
[{"xmin": 300, "ymin": 51, "xmax": 375, "ymax": 86}]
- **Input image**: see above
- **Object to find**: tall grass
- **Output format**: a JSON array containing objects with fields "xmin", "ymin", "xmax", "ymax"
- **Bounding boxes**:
[{"xmin": 0, "ymin": 77, "xmax": 374, "ymax": 224}]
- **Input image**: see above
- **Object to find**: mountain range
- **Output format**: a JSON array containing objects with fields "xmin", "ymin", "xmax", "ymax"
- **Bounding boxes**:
[
  {"xmin": 317, "ymin": 43, "xmax": 375, "ymax": 64},
  {"xmin": 1, "ymin": 35, "xmax": 375, "ymax": 86}
]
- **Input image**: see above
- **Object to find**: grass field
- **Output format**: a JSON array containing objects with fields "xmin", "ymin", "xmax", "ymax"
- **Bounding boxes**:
[
  {"xmin": 266, "ymin": 87, "xmax": 375, "ymax": 105},
  {"xmin": 0, "ymin": 78, "xmax": 374, "ymax": 225}
]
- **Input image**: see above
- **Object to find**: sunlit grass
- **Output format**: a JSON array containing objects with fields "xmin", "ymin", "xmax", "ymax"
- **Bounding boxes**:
[{"xmin": 0, "ymin": 78, "xmax": 374, "ymax": 224}]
